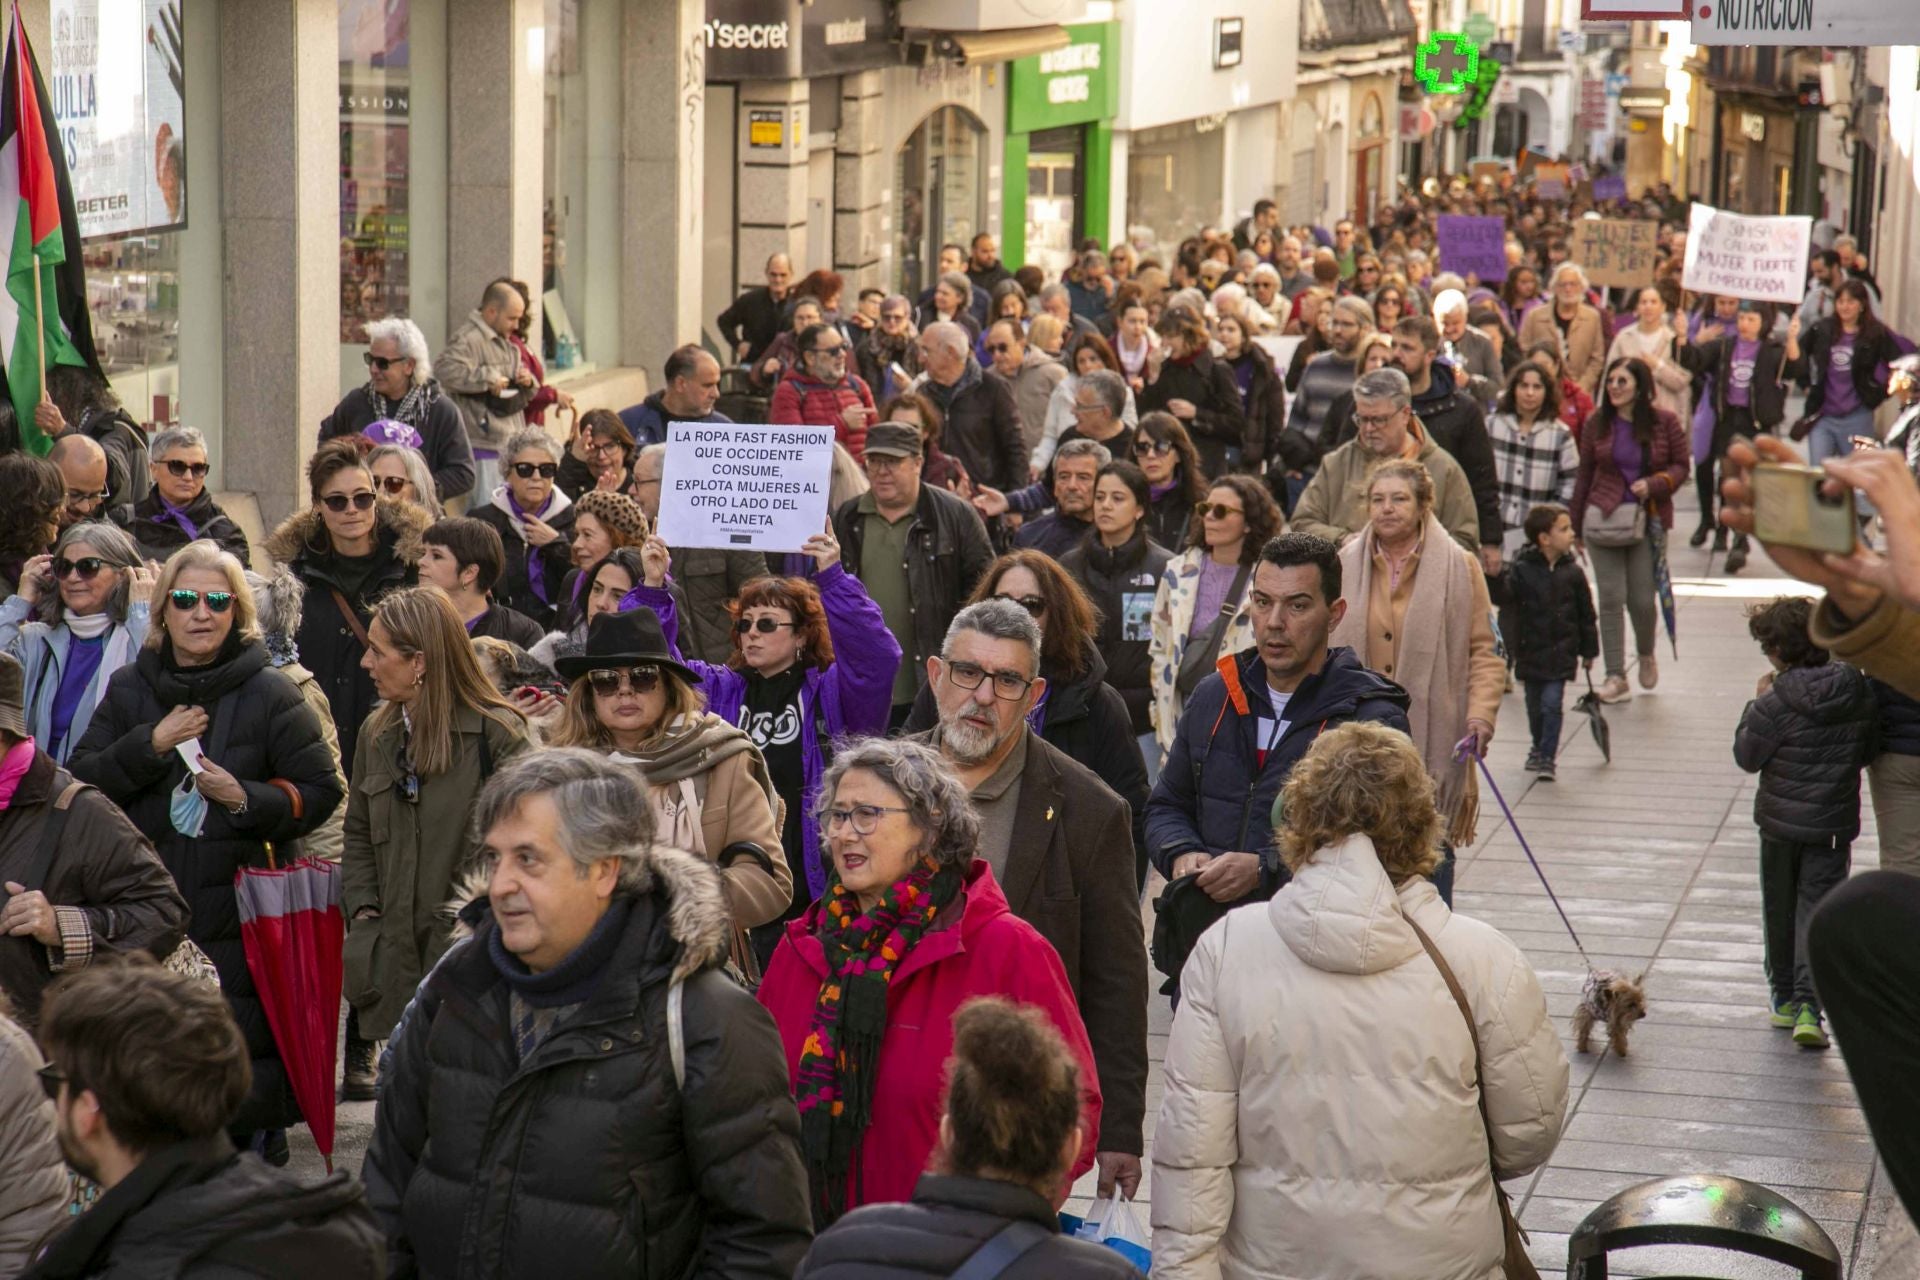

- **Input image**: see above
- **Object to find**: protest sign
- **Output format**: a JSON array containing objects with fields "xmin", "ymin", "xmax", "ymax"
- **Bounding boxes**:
[
  {"xmin": 1682, "ymin": 203, "xmax": 1812, "ymax": 306},
  {"xmin": 1254, "ymin": 334, "xmax": 1304, "ymax": 375},
  {"xmin": 1593, "ymin": 173, "xmax": 1628, "ymax": 201},
  {"xmin": 1436, "ymin": 214, "xmax": 1508, "ymax": 282},
  {"xmin": 1570, "ymin": 218, "xmax": 1660, "ymax": 289},
  {"xmin": 1470, "ymin": 160, "xmax": 1504, "ymax": 183},
  {"xmin": 1535, "ymin": 163, "xmax": 1570, "ymax": 199},
  {"xmin": 657, "ymin": 422, "xmax": 835, "ymax": 551}
]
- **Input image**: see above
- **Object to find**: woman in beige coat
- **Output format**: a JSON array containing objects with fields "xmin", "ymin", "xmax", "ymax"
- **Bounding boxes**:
[
  {"xmin": 1605, "ymin": 286, "xmax": 1693, "ymax": 424},
  {"xmin": 0, "ymin": 997, "xmax": 65, "ymax": 1277},
  {"xmin": 1152, "ymin": 722, "xmax": 1567, "ymax": 1280}
]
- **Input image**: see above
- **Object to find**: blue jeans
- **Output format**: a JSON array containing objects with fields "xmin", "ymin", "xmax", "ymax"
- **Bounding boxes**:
[
  {"xmin": 1808, "ymin": 406, "xmax": 1876, "ymax": 467},
  {"xmin": 1524, "ymin": 679, "xmax": 1566, "ymax": 762}
]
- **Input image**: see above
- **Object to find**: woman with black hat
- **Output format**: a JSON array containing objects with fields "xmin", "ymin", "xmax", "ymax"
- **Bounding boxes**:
[{"xmin": 551, "ymin": 605, "xmax": 791, "ymax": 979}]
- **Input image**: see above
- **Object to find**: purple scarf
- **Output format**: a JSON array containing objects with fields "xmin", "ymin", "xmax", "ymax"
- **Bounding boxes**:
[
  {"xmin": 504, "ymin": 489, "xmax": 554, "ymax": 606},
  {"xmin": 152, "ymin": 498, "xmax": 199, "ymax": 542}
]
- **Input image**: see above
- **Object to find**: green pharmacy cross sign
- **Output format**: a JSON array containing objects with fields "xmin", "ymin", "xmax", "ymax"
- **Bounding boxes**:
[{"xmin": 1415, "ymin": 32, "xmax": 1480, "ymax": 95}]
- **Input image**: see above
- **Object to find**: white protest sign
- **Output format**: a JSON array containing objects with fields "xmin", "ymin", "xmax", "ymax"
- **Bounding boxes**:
[
  {"xmin": 1254, "ymin": 334, "xmax": 1304, "ymax": 374},
  {"xmin": 1682, "ymin": 203, "xmax": 1811, "ymax": 306},
  {"xmin": 657, "ymin": 422, "xmax": 835, "ymax": 552}
]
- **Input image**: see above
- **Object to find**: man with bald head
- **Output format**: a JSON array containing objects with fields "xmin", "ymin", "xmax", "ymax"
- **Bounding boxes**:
[
  {"xmin": 914, "ymin": 320, "xmax": 1027, "ymax": 492},
  {"xmin": 49, "ymin": 433, "xmax": 109, "ymax": 529},
  {"xmin": 717, "ymin": 252, "xmax": 794, "ymax": 366},
  {"xmin": 435, "ymin": 279, "xmax": 536, "ymax": 486}
]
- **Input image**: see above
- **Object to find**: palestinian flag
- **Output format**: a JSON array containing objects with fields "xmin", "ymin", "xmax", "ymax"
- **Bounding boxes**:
[{"xmin": 0, "ymin": 7, "xmax": 101, "ymax": 456}]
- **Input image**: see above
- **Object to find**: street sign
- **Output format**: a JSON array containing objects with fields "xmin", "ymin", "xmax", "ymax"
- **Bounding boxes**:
[
  {"xmin": 1690, "ymin": 0, "xmax": 1906, "ymax": 46},
  {"xmin": 1581, "ymin": 0, "xmax": 1687, "ymax": 18},
  {"xmin": 1557, "ymin": 29, "xmax": 1582, "ymax": 54},
  {"xmin": 1414, "ymin": 33, "xmax": 1480, "ymax": 94}
]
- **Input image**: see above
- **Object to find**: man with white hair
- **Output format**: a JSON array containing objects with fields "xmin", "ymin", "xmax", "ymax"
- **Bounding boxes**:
[
  {"xmin": 914, "ymin": 320, "xmax": 1028, "ymax": 492},
  {"xmin": 1518, "ymin": 263, "xmax": 1606, "ymax": 396},
  {"xmin": 1038, "ymin": 282, "xmax": 1099, "ymax": 342},
  {"xmin": 1433, "ymin": 288, "xmax": 1503, "ymax": 408},
  {"xmin": 322, "ymin": 315, "xmax": 476, "ymax": 501}
]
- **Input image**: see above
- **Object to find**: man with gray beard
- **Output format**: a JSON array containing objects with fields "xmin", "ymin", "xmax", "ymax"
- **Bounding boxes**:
[{"xmin": 918, "ymin": 599, "xmax": 1149, "ymax": 1208}]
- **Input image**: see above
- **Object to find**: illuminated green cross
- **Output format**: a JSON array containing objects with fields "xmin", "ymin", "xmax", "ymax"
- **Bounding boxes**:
[{"xmin": 1415, "ymin": 33, "xmax": 1480, "ymax": 95}]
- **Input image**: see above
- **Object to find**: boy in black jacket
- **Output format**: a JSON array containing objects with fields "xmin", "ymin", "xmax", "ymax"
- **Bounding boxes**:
[
  {"xmin": 1734, "ymin": 596, "xmax": 1878, "ymax": 1049},
  {"xmin": 1487, "ymin": 504, "xmax": 1598, "ymax": 782}
]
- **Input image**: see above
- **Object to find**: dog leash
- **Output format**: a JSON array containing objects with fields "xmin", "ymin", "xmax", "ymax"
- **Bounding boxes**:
[{"xmin": 1454, "ymin": 736, "xmax": 1594, "ymax": 971}]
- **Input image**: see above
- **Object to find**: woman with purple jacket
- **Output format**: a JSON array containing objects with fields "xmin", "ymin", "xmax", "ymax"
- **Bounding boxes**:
[{"xmin": 623, "ymin": 527, "xmax": 901, "ymax": 966}]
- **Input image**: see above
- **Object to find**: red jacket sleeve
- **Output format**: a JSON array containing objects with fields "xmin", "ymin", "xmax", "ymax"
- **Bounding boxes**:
[{"xmin": 769, "ymin": 380, "xmax": 803, "ymax": 424}]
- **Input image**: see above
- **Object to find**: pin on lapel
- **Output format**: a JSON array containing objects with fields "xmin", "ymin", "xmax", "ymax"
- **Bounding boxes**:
[{"xmin": 1046, "ymin": 806, "xmax": 1054, "ymax": 822}]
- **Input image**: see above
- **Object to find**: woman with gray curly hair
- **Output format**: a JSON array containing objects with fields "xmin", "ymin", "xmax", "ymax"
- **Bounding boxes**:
[
  {"xmin": 756, "ymin": 735, "xmax": 1102, "ymax": 1226},
  {"xmin": 0, "ymin": 521, "xmax": 154, "ymax": 762}
]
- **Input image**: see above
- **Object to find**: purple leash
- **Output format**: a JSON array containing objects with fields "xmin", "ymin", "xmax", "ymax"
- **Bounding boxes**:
[{"xmin": 1454, "ymin": 735, "xmax": 1593, "ymax": 969}]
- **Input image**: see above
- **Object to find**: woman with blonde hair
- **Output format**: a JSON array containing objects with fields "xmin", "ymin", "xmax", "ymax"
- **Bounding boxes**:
[
  {"xmin": 72, "ymin": 540, "xmax": 342, "ymax": 1153},
  {"xmin": 1153, "ymin": 721, "xmax": 1566, "ymax": 1280},
  {"xmin": 340, "ymin": 585, "xmax": 528, "ymax": 1095}
]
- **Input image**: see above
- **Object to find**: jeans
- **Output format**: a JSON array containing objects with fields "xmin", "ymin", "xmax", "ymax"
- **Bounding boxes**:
[
  {"xmin": 1524, "ymin": 679, "xmax": 1566, "ymax": 762},
  {"xmin": 1587, "ymin": 532, "xmax": 1657, "ymax": 677},
  {"xmin": 1760, "ymin": 834, "xmax": 1850, "ymax": 1010},
  {"xmin": 1138, "ymin": 732, "xmax": 1162, "ymax": 787},
  {"xmin": 1808, "ymin": 406, "xmax": 1877, "ymax": 467}
]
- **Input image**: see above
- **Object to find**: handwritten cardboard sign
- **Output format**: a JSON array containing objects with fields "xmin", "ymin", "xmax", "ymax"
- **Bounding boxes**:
[
  {"xmin": 1436, "ymin": 214, "xmax": 1509, "ymax": 283},
  {"xmin": 1571, "ymin": 218, "xmax": 1660, "ymax": 289},
  {"xmin": 1681, "ymin": 204, "xmax": 1812, "ymax": 306}
]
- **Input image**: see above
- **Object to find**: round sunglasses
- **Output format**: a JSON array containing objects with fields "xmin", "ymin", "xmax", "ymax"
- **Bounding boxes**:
[
  {"xmin": 373, "ymin": 475, "xmax": 411, "ymax": 495},
  {"xmin": 168, "ymin": 589, "xmax": 234, "ymax": 613}
]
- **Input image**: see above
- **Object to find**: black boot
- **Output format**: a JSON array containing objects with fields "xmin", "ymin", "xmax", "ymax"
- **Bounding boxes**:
[
  {"xmin": 1690, "ymin": 517, "xmax": 1712, "ymax": 549},
  {"xmin": 340, "ymin": 1035, "xmax": 378, "ymax": 1102},
  {"xmin": 1724, "ymin": 532, "xmax": 1750, "ymax": 575},
  {"xmin": 1712, "ymin": 525, "xmax": 1728, "ymax": 553}
]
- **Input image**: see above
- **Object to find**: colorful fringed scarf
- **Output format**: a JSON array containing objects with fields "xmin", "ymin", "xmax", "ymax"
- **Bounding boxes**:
[{"xmin": 795, "ymin": 856, "xmax": 962, "ymax": 1225}]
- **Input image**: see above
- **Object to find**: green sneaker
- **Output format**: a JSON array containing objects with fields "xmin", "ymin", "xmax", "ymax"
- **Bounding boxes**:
[
  {"xmin": 1769, "ymin": 1000, "xmax": 1798, "ymax": 1029},
  {"xmin": 1793, "ymin": 1005, "xmax": 1830, "ymax": 1049}
]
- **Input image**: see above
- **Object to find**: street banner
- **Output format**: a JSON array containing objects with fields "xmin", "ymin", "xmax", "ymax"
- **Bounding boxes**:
[
  {"xmin": 1436, "ymin": 214, "xmax": 1508, "ymax": 282},
  {"xmin": 1593, "ymin": 174, "xmax": 1628, "ymax": 201},
  {"xmin": 1690, "ymin": 0, "xmax": 1910, "ymax": 47},
  {"xmin": 1571, "ymin": 218, "xmax": 1660, "ymax": 289},
  {"xmin": 1681, "ymin": 203, "xmax": 1812, "ymax": 306},
  {"xmin": 50, "ymin": 0, "xmax": 188, "ymax": 239},
  {"xmin": 657, "ymin": 422, "xmax": 834, "ymax": 552},
  {"xmin": 1535, "ymin": 163, "xmax": 1570, "ymax": 199}
]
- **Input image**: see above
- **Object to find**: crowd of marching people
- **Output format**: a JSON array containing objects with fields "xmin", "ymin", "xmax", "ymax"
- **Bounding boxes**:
[{"xmin": 1, "ymin": 163, "xmax": 1918, "ymax": 1280}]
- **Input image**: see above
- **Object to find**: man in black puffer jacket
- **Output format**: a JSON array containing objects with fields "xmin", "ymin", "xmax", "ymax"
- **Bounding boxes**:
[
  {"xmin": 363, "ymin": 749, "xmax": 811, "ymax": 1280},
  {"xmin": 1734, "ymin": 596, "xmax": 1879, "ymax": 1049}
]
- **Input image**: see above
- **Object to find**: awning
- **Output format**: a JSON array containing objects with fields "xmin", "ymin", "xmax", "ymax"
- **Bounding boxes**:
[{"xmin": 928, "ymin": 25, "xmax": 1071, "ymax": 64}]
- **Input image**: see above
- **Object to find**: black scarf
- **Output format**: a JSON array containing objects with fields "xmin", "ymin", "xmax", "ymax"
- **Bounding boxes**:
[
  {"xmin": 142, "ymin": 634, "xmax": 268, "ymax": 708},
  {"xmin": 367, "ymin": 377, "xmax": 443, "ymax": 427},
  {"xmin": 486, "ymin": 894, "xmax": 634, "ymax": 1009}
]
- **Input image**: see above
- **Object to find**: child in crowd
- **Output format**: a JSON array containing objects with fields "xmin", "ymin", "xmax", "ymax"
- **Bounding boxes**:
[
  {"xmin": 1733, "ymin": 596, "xmax": 1878, "ymax": 1049},
  {"xmin": 1486, "ymin": 503, "xmax": 1597, "ymax": 781}
]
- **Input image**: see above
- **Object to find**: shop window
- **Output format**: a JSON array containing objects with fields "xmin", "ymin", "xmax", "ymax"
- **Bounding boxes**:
[
  {"xmin": 1125, "ymin": 119, "xmax": 1225, "ymax": 263},
  {"xmin": 541, "ymin": 0, "xmax": 621, "ymax": 370},
  {"xmin": 895, "ymin": 106, "xmax": 987, "ymax": 297},
  {"xmin": 339, "ymin": 0, "xmax": 412, "ymax": 344},
  {"xmin": 1025, "ymin": 125, "xmax": 1084, "ymax": 283}
]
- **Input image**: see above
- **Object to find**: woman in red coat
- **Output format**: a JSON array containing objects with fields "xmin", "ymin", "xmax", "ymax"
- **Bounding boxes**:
[{"xmin": 757, "ymin": 736, "xmax": 1101, "ymax": 1227}]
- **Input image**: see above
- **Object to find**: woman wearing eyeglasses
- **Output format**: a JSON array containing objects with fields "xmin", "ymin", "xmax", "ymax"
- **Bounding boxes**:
[
  {"xmin": 72, "ymin": 540, "xmax": 342, "ymax": 1152},
  {"xmin": 621, "ymin": 529, "xmax": 900, "ymax": 966},
  {"xmin": 0, "ymin": 522, "xmax": 154, "ymax": 764},
  {"xmin": 366, "ymin": 442, "xmax": 444, "ymax": 519},
  {"xmin": 1149, "ymin": 474, "xmax": 1283, "ymax": 755},
  {"xmin": 472, "ymin": 428, "xmax": 578, "ymax": 630},
  {"xmin": 557, "ymin": 408, "xmax": 637, "ymax": 502},
  {"xmin": 265, "ymin": 437, "xmax": 428, "ymax": 778},
  {"xmin": 342, "ymin": 586, "xmax": 529, "ymax": 1055},
  {"xmin": 126, "ymin": 426, "xmax": 251, "ymax": 565},
  {"xmin": 551, "ymin": 606, "xmax": 792, "ymax": 978}
]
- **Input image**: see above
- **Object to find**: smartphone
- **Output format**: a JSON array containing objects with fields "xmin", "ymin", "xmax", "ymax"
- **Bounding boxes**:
[{"xmin": 1751, "ymin": 462, "xmax": 1857, "ymax": 555}]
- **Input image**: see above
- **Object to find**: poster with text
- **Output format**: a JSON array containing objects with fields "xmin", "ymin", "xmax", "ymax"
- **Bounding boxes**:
[
  {"xmin": 51, "ymin": 0, "xmax": 187, "ymax": 240},
  {"xmin": 1436, "ymin": 214, "xmax": 1508, "ymax": 283},
  {"xmin": 657, "ymin": 423, "xmax": 835, "ymax": 552},
  {"xmin": 1682, "ymin": 204, "xmax": 1812, "ymax": 306},
  {"xmin": 1571, "ymin": 218, "xmax": 1660, "ymax": 289}
]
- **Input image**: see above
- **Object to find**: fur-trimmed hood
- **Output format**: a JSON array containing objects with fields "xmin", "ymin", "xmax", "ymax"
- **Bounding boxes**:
[
  {"xmin": 444, "ymin": 842, "xmax": 731, "ymax": 983},
  {"xmin": 263, "ymin": 496, "xmax": 430, "ymax": 569}
]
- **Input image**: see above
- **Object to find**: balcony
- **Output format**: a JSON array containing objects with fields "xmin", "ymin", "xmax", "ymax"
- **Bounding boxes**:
[{"xmin": 1299, "ymin": 0, "xmax": 1417, "ymax": 53}]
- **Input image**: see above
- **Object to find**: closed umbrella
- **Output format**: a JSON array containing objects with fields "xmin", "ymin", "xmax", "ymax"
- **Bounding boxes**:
[
  {"xmin": 236, "ymin": 854, "xmax": 344, "ymax": 1170},
  {"xmin": 1649, "ymin": 513, "xmax": 1679, "ymax": 658},
  {"xmin": 1573, "ymin": 667, "xmax": 1612, "ymax": 763}
]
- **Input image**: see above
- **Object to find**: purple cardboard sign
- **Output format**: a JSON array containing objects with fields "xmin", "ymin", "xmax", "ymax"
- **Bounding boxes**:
[
  {"xmin": 1436, "ymin": 214, "xmax": 1509, "ymax": 283},
  {"xmin": 1593, "ymin": 174, "xmax": 1628, "ymax": 201}
]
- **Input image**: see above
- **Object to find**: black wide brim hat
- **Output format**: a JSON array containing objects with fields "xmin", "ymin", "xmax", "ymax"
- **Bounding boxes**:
[{"xmin": 553, "ymin": 606, "xmax": 703, "ymax": 685}]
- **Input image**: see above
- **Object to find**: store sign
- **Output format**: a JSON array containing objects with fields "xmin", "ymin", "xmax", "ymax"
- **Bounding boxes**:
[
  {"xmin": 1682, "ymin": 203, "xmax": 1812, "ymax": 305},
  {"xmin": 704, "ymin": 0, "xmax": 891, "ymax": 81},
  {"xmin": 1213, "ymin": 17, "xmax": 1243, "ymax": 69},
  {"xmin": 1581, "ymin": 0, "xmax": 1686, "ymax": 17},
  {"xmin": 1008, "ymin": 22, "xmax": 1119, "ymax": 134},
  {"xmin": 51, "ymin": 0, "xmax": 188, "ymax": 240},
  {"xmin": 1690, "ymin": 0, "xmax": 1910, "ymax": 45},
  {"xmin": 748, "ymin": 109, "xmax": 784, "ymax": 149},
  {"xmin": 1414, "ymin": 33, "xmax": 1480, "ymax": 95}
]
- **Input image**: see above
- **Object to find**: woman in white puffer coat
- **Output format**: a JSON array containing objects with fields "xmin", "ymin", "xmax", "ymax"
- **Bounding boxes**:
[{"xmin": 1152, "ymin": 721, "xmax": 1569, "ymax": 1280}]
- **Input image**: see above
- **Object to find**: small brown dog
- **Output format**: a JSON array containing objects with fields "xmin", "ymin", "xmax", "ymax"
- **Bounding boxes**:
[{"xmin": 1572, "ymin": 969, "xmax": 1648, "ymax": 1056}]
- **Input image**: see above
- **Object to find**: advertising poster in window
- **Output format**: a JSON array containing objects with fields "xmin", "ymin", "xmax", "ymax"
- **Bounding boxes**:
[
  {"xmin": 50, "ymin": 0, "xmax": 188, "ymax": 240},
  {"xmin": 340, "ymin": 0, "xmax": 411, "ymax": 343}
]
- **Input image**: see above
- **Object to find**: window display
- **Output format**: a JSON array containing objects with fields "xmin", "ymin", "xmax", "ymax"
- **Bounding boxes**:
[
  {"xmin": 83, "ymin": 232, "xmax": 178, "ymax": 426},
  {"xmin": 894, "ymin": 106, "xmax": 986, "ymax": 297},
  {"xmin": 339, "ymin": 0, "xmax": 411, "ymax": 344}
]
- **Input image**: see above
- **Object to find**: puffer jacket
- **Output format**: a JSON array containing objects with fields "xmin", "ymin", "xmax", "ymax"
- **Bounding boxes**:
[
  {"xmin": 1873, "ymin": 678, "xmax": 1920, "ymax": 758},
  {"xmin": 1734, "ymin": 661, "xmax": 1879, "ymax": 844},
  {"xmin": 121, "ymin": 487, "xmax": 252, "ymax": 567},
  {"xmin": 1486, "ymin": 545, "xmax": 1599, "ymax": 683},
  {"xmin": 1151, "ymin": 833, "xmax": 1569, "ymax": 1280},
  {"xmin": 770, "ymin": 372, "xmax": 878, "ymax": 461},
  {"xmin": 0, "ymin": 1012, "xmax": 65, "ymax": 1276},
  {"xmin": 1062, "ymin": 528, "xmax": 1175, "ymax": 736},
  {"xmin": 1148, "ymin": 548, "xmax": 1256, "ymax": 754},
  {"xmin": 362, "ymin": 848, "xmax": 813, "ymax": 1280}
]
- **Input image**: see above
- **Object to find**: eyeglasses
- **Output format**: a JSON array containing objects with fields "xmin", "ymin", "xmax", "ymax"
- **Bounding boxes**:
[
  {"xmin": 321, "ymin": 491, "xmax": 377, "ymax": 513},
  {"xmin": 1605, "ymin": 376, "xmax": 1635, "ymax": 389},
  {"xmin": 373, "ymin": 475, "xmax": 410, "ymax": 495},
  {"xmin": 992, "ymin": 593, "xmax": 1045, "ymax": 616},
  {"xmin": 589, "ymin": 439, "xmax": 625, "ymax": 455},
  {"xmin": 1196, "ymin": 503, "xmax": 1245, "ymax": 520},
  {"xmin": 1134, "ymin": 440, "xmax": 1174, "ymax": 458},
  {"xmin": 169, "ymin": 589, "xmax": 234, "ymax": 613},
  {"xmin": 944, "ymin": 659, "xmax": 1034, "ymax": 701},
  {"xmin": 512, "ymin": 462, "xmax": 559, "ymax": 479},
  {"xmin": 825, "ymin": 804, "xmax": 912, "ymax": 836},
  {"xmin": 53, "ymin": 556, "xmax": 106, "ymax": 580},
  {"xmin": 587, "ymin": 665, "xmax": 661, "ymax": 697},
  {"xmin": 1353, "ymin": 412, "xmax": 1400, "ymax": 430},
  {"xmin": 362, "ymin": 352, "xmax": 408, "ymax": 372},
  {"xmin": 736, "ymin": 617, "xmax": 798, "ymax": 635},
  {"xmin": 162, "ymin": 459, "xmax": 210, "ymax": 480},
  {"xmin": 64, "ymin": 489, "xmax": 107, "ymax": 509},
  {"xmin": 36, "ymin": 1063, "xmax": 65, "ymax": 1101},
  {"xmin": 881, "ymin": 311, "xmax": 909, "ymax": 323}
]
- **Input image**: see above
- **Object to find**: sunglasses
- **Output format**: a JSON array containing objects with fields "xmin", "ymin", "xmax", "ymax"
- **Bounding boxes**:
[
  {"xmin": 1134, "ymin": 440, "xmax": 1174, "ymax": 458},
  {"xmin": 735, "ymin": 617, "xmax": 798, "ymax": 635},
  {"xmin": 163, "ymin": 459, "xmax": 210, "ymax": 479},
  {"xmin": 808, "ymin": 344, "xmax": 847, "ymax": 356},
  {"xmin": 1197, "ymin": 503, "xmax": 1245, "ymax": 520},
  {"xmin": 512, "ymin": 462, "xmax": 559, "ymax": 479},
  {"xmin": 993, "ymin": 593, "xmax": 1045, "ymax": 615},
  {"xmin": 587, "ymin": 665, "xmax": 661, "ymax": 697},
  {"xmin": 169, "ymin": 589, "xmax": 234, "ymax": 613},
  {"xmin": 322, "ymin": 491, "xmax": 377, "ymax": 513},
  {"xmin": 373, "ymin": 475, "xmax": 410, "ymax": 495},
  {"xmin": 362, "ymin": 352, "xmax": 408, "ymax": 371},
  {"xmin": 53, "ymin": 556, "xmax": 106, "ymax": 580},
  {"xmin": 36, "ymin": 1063, "xmax": 64, "ymax": 1101}
]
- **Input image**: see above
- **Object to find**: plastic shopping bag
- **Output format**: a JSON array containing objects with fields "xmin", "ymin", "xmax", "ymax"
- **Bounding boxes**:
[{"xmin": 1059, "ymin": 1190, "xmax": 1150, "ymax": 1272}]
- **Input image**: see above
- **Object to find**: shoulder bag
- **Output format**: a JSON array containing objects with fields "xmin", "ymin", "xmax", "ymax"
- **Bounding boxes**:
[
  {"xmin": 1175, "ymin": 563, "xmax": 1251, "ymax": 698},
  {"xmin": 1404, "ymin": 913, "xmax": 1543, "ymax": 1280},
  {"xmin": 1581, "ymin": 500, "xmax": 1644, "ymax": 548}
]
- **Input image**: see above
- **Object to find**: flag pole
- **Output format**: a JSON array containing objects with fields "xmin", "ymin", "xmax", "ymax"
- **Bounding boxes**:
[{"xmin": 31, "ymin": 254, "xmax": 42, "ymax": 403}]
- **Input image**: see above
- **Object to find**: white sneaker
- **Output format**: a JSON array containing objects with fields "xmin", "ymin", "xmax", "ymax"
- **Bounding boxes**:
[
  {"xmin": 1597, "ymin": 675, "xmax": 1633, "ymax": 704},
  {"xmin": 1637, "ymin": 652, "xmax": 1659, "ymax": 690}
]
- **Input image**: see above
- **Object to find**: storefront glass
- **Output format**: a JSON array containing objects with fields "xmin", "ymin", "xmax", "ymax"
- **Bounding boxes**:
[
  {"xmin": 1025, "ymin": 126, "xmax": 1083, "ymax": 281},
  {"xmin": 339, "ymin": 0, "xmax": 411, "ymax": 344},
  {"xmin": 1126, "ymin": 119, "xmax": 1225, "ymax": 262},
  {"xmin": 894, "ymin": 106, "xmax": 986, "ymax": 296}
]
